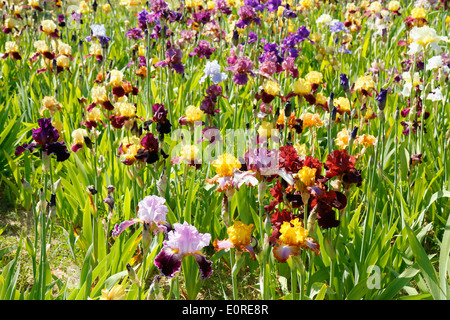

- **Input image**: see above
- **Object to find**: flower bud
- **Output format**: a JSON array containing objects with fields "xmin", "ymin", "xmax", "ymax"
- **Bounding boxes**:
[
  {"xmin": 87, "ymin": 185, "xmax": 97, "ymax": 195},
  {"xmin": 142, "ymin": 222, "xmax": 152, "ymax": 251},
  {"xmin": 146, "ymin": 275, "xmax": 163, "ymax": 300},
  {"xmin": 284, "ymin": 100, "xmax": 292, "ymax": 117},
  {"xmin": 21, "ymin": 179, "xmax": 33, "ymax": 191},
  {"xmin": 351, "ymin": 126, "xmax": 358, "ymax": 139},
  {"xmin": 126, "ymin": 263, "xmax": 141, "ymax": 286},
  {"xmin": 340, "ymin": 73, "xmax": 350, "ymax": 92},
  {"xmin": 107, "ymin": 185, "xmax": 116, "ymax": 194},
  {"xmin": 52, "ymin": 178, "xmax": 61, "ymax": 193},
  {"xmin": 376, "ymin": 88, "xmax": 388, "ymax": 111},
  {"xmin": 103, "ymin": 194, "xmax": 115, "ymax": 212},
  {"xmin": 42, "ymin": 152, "xmax": 50, "ymax": 172},
  {"xmin": 232, "ymin": 29, "xmax": 239, "ymax": 47},
  {"xmin": 328, "ymin": 91, "xmax": 334, "ymax": 110},
  {"xmin": 331, "ymin": 105, "xmax": 337, "ymax": 122},
  {"xmin": 157, "ymin": 167, "xmax": 168, "ymax": 197}
]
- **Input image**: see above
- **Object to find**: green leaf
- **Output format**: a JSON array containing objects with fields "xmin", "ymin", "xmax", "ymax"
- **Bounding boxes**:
[
  {"xmin": 377, "ymin": 267, "xmax": 420, "ymax": 300},
  {"xmin": 439, "ymin": 213, "xmax": 450, "ymax": 299},
  {"xmin": 404, "ymin": 222, "xmax": 443, "ymax": 300},
  {"xmin": 315, "ymin": 283, "xmax": 328, "ymax": 300}
]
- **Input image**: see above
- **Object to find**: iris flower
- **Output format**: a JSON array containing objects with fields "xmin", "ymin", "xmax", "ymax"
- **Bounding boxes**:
[
  {"xmin": 2, "ymin": 41, "xmax": 21, "ymax": 60},
  {"xmin": 15, "ymin": 118, "xmax": 70, "ymax": 162},
  {"xmin": 154, "ymin": 221, "xmax": 213, "ymax": 279},
  {"xmin": 272, "ymin": 218, "xmax": 319, "ymax": 262},
  {"xmin": 325, "ymin": 149, "xmax": 362, "ymax": 188},
  {"xmin": 213, "ymin": 221, "xmax": 257, "ymax": 259},
  {"xmin": 199, "ymin": 60, "xmax": 228, "ymax": 84},
  {"xmin": 100, "ymin": 284, "xmax": 127, "ymax": 300},
  {"xmin": 226, "ymin": 56, "xmax": 254, "ymax": 85},
  {"xmin": 200, "ymin": 85, "xmax": 224, "ymax": 116},
  {"xmin": 151, "ymin": 103, "xmax": 172, "ymax": 135},
  {"xmin": 154, "ymin": 46, "xmax": 185, "ymax": 74},
  {"xmin": 407, "ymin": 25, "xmax": 449, "ymax": 55},
  {"xmin": 189, "ymin": 40, "xmax": 216, "ymax": 59},
  {"xmin": 40, "ymin": 19, "xmax": 59, "ymax": 38},
  {"xmin": 112, "ymin": 195, "xmax": 169, "ymax": 237}
]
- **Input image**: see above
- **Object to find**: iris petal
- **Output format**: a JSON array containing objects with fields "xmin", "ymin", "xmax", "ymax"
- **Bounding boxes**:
[
  {"xmin": 112, "ymin": 218, "xmax": 141, "ymax": 237},
  {"xmin": 272, "ymin": 244, "xmax": 299, "ymax": 263},
  {"xmin": 193, "ymin": 253, "xmax": 213, "ymax": 280},
  {"xmin": 213, "ymin": 239, "xmax": 234, "ymax": 251},
  {"xmin": 154, "ymin": 247, "xmax": 182, "ymax": 278}
]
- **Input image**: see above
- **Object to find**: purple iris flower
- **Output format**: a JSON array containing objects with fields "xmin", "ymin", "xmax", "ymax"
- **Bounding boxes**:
[
  {"xmin": 57, "ymin": 14, "xmax": 65, "ymax": 27},
  {"xmin": 247, "ymin": 31, "xmax": 258, "ymax": 44},
  {"xmin": 282, "ymin": 4, "xmax": 297, "ymax": 18},
  {"xmin": 126, "ymin": 27, "xmax": 144, "ymax": 40},
  {"xmin": 45, "ymin": 141, "xmax": 71, "ymax": 162},
  {"xmin": 236, "ymin": 5, "xmax": 261, "ymax": 29},
  {"xmin": 32, "ymin": 118, "xmax": 59, "ymax": 146},
  {"xmin": 154, "ymin": 221, "xmax": 213, "ymax": 279},
  {"xmin": 149, "ymin": 0, "xmax": 169, "ymax": 12},
  {"xmin": 137, "ymin": 9, "xmax": 151, "ymax": 23},
  {"xmin": 227, "ymin": 56, "xmax": 254, "ymax": 85},
  {"xmin": 15, "ymin": 118, "xmax": 70, "ymax": 162},
  {"xmin": 296, "ymin": 26, "xmax": 312, "ymax": 42},
  {"xmin": 244, "ymin": 0, "xmax": 265, "ymax": 12},
  {"xmin": 192, "ymin": 10, "xmax": 212, "ymax": 24},
  {"xmin": 189, "ymin": 40, "xmax": 216, "ymax": 59},
  {"xmin": 154, "ymin": 46, "xmax": 185, "ymax": 74},
  {"xmin": 266, "ymin": 0, "xmax": 281, "ymax": 11},
  {"xmin": 216, "ymin": 0, "xmax": 232, "ymax": 14}
]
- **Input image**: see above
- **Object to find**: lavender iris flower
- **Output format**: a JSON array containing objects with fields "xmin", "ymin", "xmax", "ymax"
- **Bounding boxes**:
[
  {"xmin": 112, "ymin": 195, "xmax": 169, "ymax": 237},
  {"xmin": 86, "ymin": 24, "xmax": 111, "ymax": 46},
  {"xmin": 154, "ymin": 221, "xmax": 213, "ymax": 279},
  {"xmin": 329, "ymin": 21, "xmax": 348, "ymax": 33},
  {"xmin": 90, "ymin": 24, "xmax": 107, "ymax": 37}
]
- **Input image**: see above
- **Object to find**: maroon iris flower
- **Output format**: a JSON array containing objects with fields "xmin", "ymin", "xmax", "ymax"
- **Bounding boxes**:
[
  {"xmin": 325, "ymin": 150, "xmax": 361, "ymax": 187},
  {"xmin": 310, "ymin": 187, "xmax": 347, "ymax": 229},
  {"xmin": 278, "ymin": 145, "xmax": 302, "ymax": 173},
  {"xmin": 152, "ymin": 103, "xmax": 172, "ymax": 135},
  {"xmin": 134, "ymin": 132, "xmax": 161, "ymax": 164}
]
